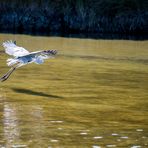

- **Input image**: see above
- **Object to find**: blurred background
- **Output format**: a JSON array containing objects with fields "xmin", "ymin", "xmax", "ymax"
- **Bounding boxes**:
[{"xmin": 0, "ymin": 0, "xmax": 148, "ymax": 38}]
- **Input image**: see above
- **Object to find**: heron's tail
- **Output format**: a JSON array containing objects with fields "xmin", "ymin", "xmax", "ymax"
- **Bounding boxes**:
[{"xmin": 7, "ymin": 58, "xmax": 18, "ymax": 66}]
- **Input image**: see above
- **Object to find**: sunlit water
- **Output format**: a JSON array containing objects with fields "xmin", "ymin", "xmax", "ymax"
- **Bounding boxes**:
[{"xmin": 0, "ymin": 33, "xmax": 148, "ymax": 147}]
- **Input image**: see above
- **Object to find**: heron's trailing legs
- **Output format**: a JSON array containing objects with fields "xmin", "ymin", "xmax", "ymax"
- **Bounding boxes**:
[
  {"xmin": 0, "ymin": 63, "xmax": 23, "ymax": 82},
  {"xmin": 0, "ymin": 67, "xmax": 17, "ymax": 82}
]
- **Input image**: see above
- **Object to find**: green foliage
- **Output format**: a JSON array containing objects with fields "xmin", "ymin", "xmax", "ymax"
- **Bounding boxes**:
[{"xmin": 0, "ymin": 0, "xmax": 147, "ymax": 34}]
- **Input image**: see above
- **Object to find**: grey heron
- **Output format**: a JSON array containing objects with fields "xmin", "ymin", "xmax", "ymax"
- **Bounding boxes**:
[{"xmin": 0, "ymin": 40, "xmax": 57, "ymax": 82}]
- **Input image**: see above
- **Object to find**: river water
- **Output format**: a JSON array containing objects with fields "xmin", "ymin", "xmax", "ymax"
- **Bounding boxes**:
[{"xmin": 0, "ymin": 33, "xmax": 148, "ymax": 147}]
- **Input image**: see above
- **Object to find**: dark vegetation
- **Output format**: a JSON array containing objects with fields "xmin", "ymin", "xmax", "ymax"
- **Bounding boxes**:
[{"xmin": 0, "ymin": 0, "xmax": 147, "ymax": 35}]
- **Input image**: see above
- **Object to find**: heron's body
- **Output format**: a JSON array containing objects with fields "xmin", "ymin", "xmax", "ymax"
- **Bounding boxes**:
[
  {"xmin": 7, "ymin": 51, "xmax": 46, "ymax": 66},
  {"xmin": 0, "ymin": 40, "xmax": 57, "ymax": 82}
]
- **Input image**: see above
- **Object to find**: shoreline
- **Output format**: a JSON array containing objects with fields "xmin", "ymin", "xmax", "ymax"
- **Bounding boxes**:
[{"xmin": 0, "ymin": 31, "xmax": 147, "ymax": 41}]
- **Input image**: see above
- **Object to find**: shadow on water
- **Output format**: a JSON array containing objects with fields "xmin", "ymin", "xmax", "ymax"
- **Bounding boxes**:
[{"xmin": 11, "ymin": 88, "xmax": 63, "ymax": 98}]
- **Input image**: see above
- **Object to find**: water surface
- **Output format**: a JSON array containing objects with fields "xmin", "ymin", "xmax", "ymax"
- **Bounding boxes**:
[{"xmin": 0, "ymin": 33, "xmax": 148, "ymax": 147}]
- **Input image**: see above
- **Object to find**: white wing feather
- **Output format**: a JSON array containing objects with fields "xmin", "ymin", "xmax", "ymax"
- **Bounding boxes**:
[
  {"xmin": 19, "ymin": 50, "xmax": 56, "ymax": 58},
  {"xmin": 2, "ymin": 40, "xmax": 29, "ymax": 57},
  {"xmin": 19, "ymin": 50, "xmax": 43, "ymax": 57}
]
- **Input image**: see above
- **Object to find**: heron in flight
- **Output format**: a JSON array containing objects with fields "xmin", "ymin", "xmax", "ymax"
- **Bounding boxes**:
[{"xmin": 0, "ymin": 40, "xmax": 57, "ymax": 82}]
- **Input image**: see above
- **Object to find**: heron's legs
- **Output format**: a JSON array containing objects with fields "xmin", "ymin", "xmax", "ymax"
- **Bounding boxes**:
[
  {"xmin": 0, "ymin": 67, "xmax": 17, "ymax": 82},
  {"xmin": 0, "ymin": 62, "xmax": 23, "ymax": 82}
]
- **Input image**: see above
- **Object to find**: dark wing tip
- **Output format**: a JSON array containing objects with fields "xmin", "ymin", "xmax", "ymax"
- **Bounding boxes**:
[
  {"xmin": 45, "ymin": 50, "xmax": 57, "ymax": 55},
  {"xmin": 14, "ymin": 41, "xmax": 16, "ymax": 45}
]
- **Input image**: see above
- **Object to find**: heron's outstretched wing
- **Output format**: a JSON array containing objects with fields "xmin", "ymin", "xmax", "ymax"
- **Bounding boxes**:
[
  {"xmin": 2, "ymin": 40, "xmax": 29, "ymax": 57},
  {"xmin": 32, "ymin": 50, "xmax": 57, "ymax": 64},
  {"xmin": 19, "ymin": 50, "xmax": 57, "ymax": 57}
]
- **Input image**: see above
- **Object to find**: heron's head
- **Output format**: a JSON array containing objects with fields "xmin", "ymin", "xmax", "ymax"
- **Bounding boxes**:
[{"xmin": 43, "ymin": 50, "xmax": 57, "ymax": 55}]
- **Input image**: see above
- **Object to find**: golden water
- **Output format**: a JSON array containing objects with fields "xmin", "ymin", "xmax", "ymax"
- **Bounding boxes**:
[{"xmin": 0, "ymin": 33, "xmax": 148, "ymax": 147}]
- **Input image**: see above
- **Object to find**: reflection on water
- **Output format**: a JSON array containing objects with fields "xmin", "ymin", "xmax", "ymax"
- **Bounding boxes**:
[
  {"xmin": 1, "ymin": 100, "xmax": 49, "ymax": 147},
  {"xmin": 3, "ymin": 104, "xmax": 20, "ymax": 147},
  {"xmin": 1, "ymin": 99, "xmax": 147, "ymax": 147},
  {"xmin": 0, "ymin": 33, "xmax": 148, "ymax": 147}
]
